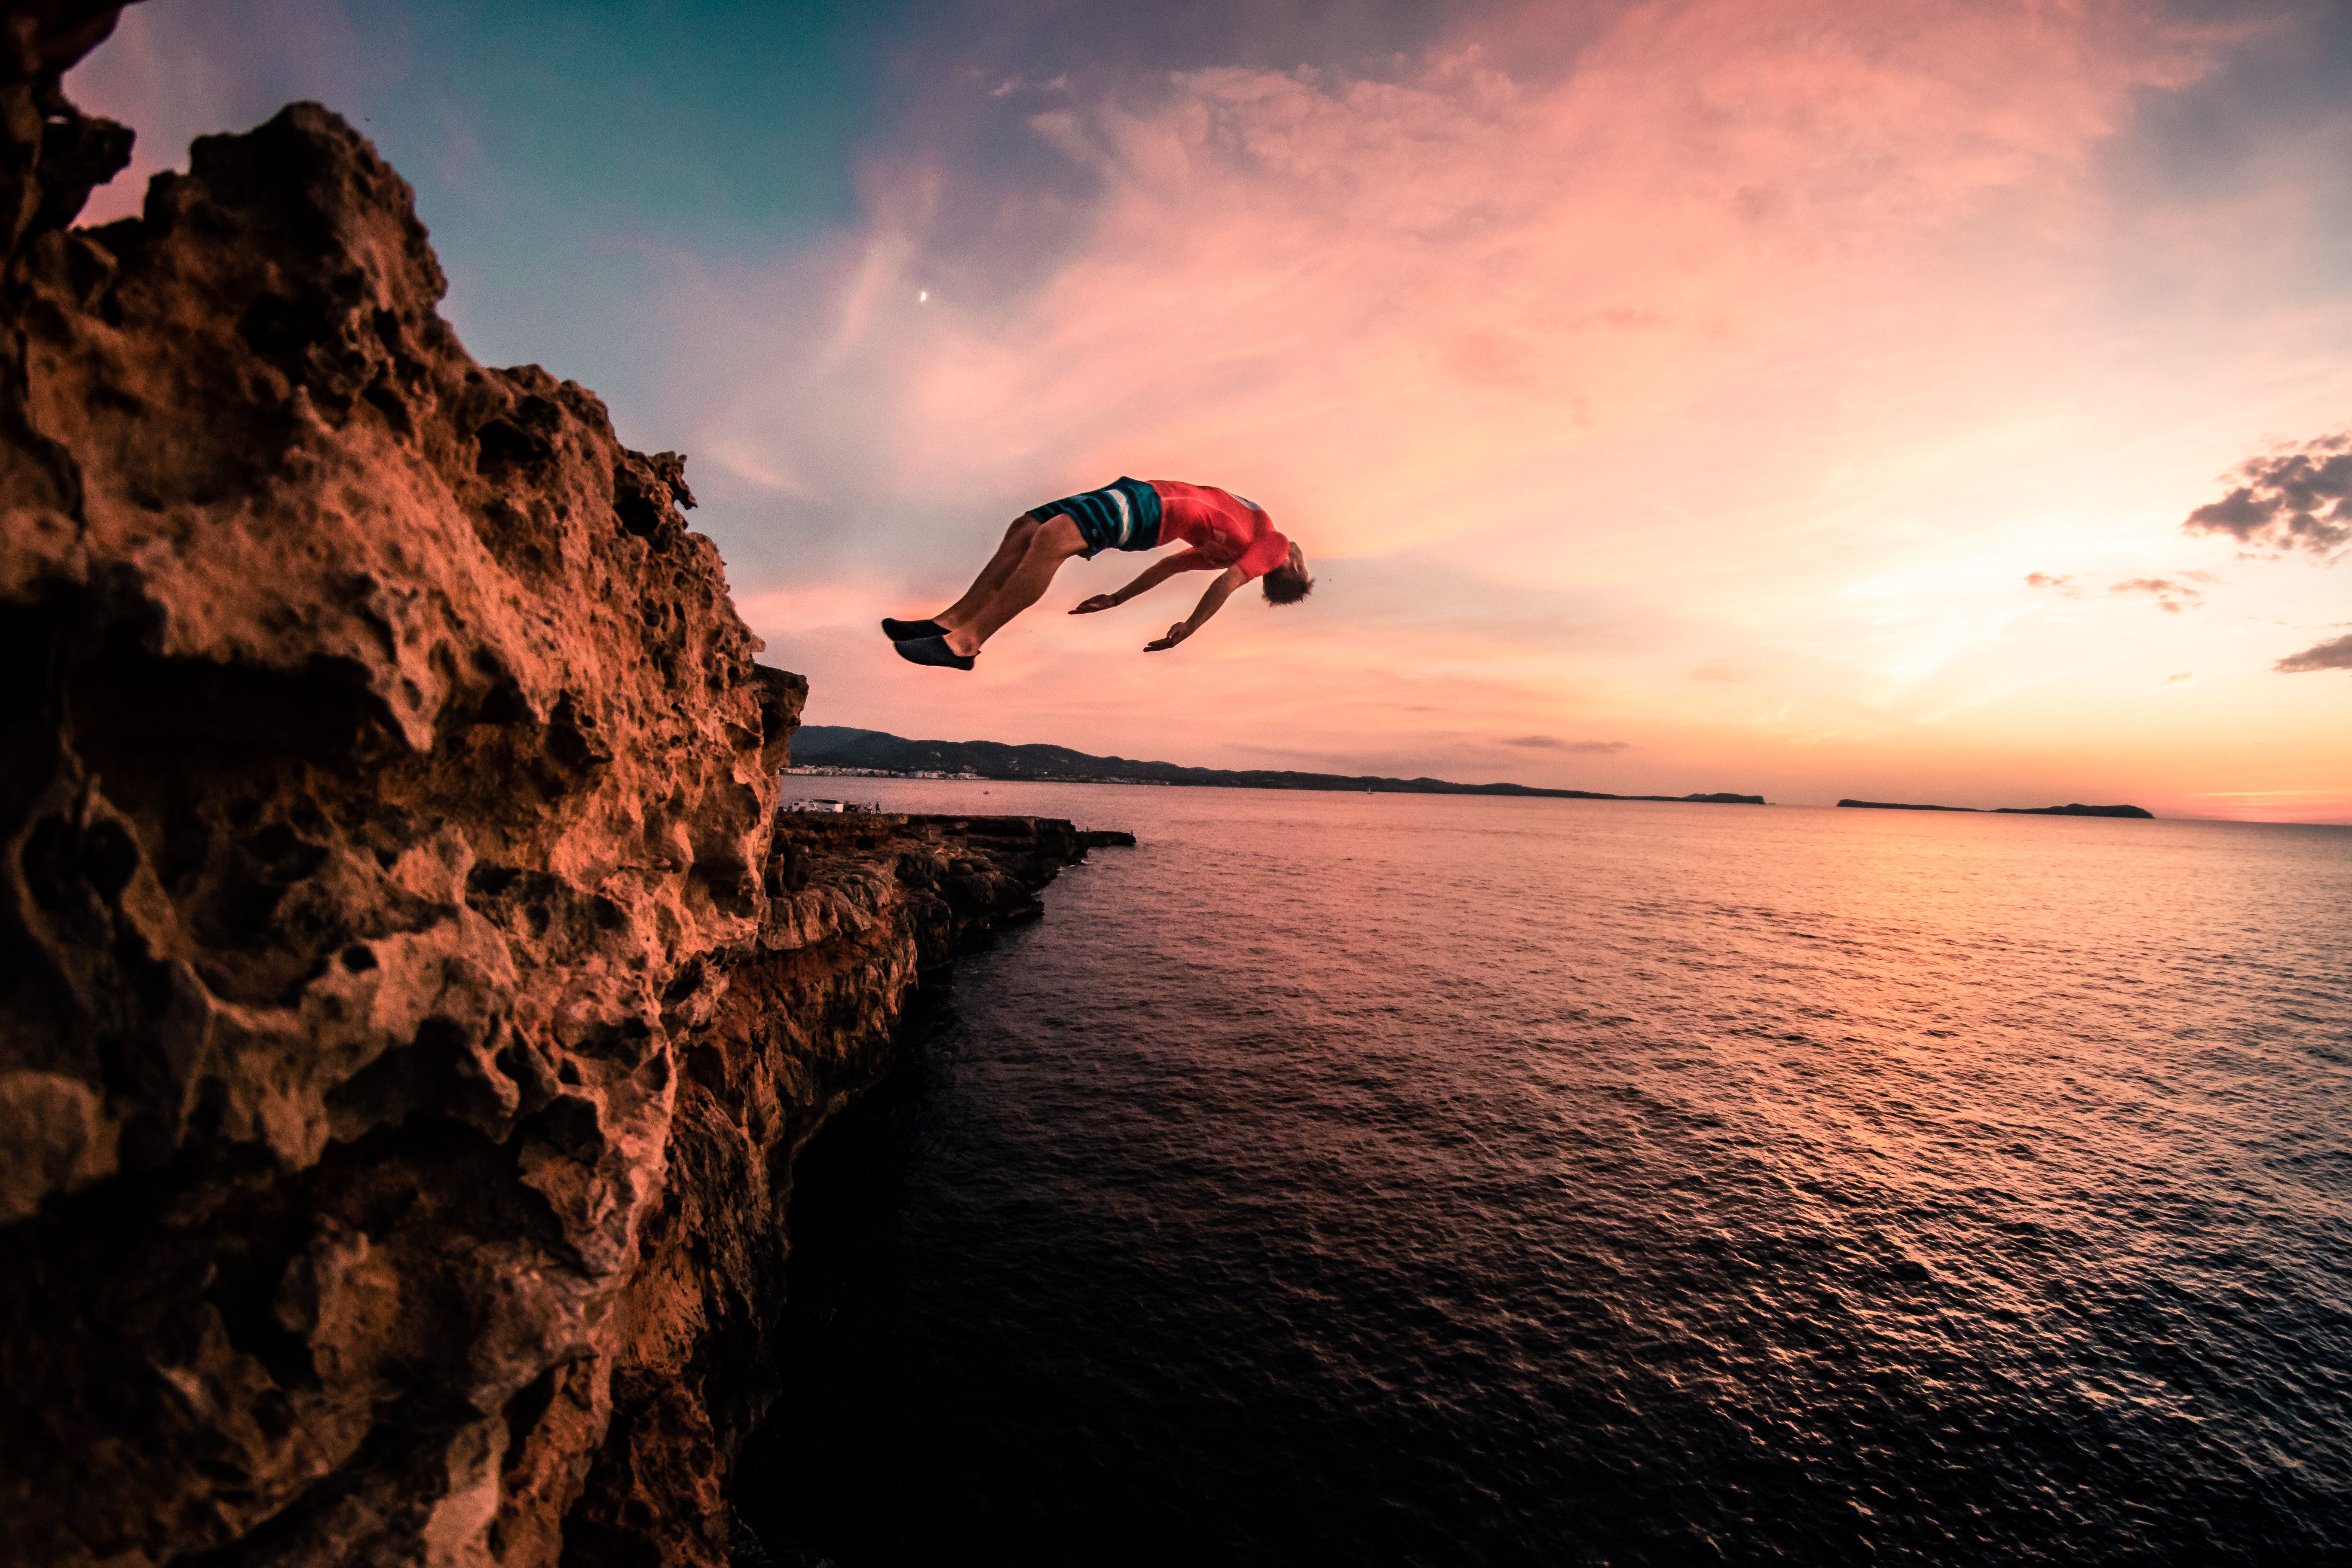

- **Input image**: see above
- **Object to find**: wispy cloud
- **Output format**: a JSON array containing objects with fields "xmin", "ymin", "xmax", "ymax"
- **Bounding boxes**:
[
  {"xmin": 2025, "ymin": 572, "xmax": 2208, "ymax": 611},
  {"xmin": 1502, "ymin": 735, "xmax": 1629, "ymax": 752},
  {"xmin": 2108, "ymin": 577, "xmax": 2205, "ymax": 612}
]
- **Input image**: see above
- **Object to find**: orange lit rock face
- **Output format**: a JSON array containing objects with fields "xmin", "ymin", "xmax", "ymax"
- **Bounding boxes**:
[
  {"xmin": 0, "ymin": 89, "xmax": 766, "ymax": 1564},
  {"xmin": 0, "ymin": 59, "xmax": 1101, "ymax": 1568}
]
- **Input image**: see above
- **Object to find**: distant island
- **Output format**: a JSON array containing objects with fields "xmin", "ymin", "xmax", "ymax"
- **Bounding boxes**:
[
  {"xmin": 1838, "ymin": 799, "xmax": 2153, "ymax": 818},
  {"xmin": 791, "ymin": 726, "xmax": 1767, "ymax": 805}
]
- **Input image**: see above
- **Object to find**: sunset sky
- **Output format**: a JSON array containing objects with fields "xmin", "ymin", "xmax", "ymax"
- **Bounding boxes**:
[{"xmin": 73, "ymin": 0, "xmax": 2352, "ymax": 820}]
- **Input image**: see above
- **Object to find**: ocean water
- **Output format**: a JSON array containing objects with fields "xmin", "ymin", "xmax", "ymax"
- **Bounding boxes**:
[{"xmin": 733, "ymin": 782, "xmax": 2352, "ymax": 1567}]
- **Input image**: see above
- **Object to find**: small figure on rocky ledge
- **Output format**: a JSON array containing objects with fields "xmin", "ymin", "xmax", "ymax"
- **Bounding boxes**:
[{"xmin": 883, "ymin": 478, "xmax": 1312, "ymax": 670}]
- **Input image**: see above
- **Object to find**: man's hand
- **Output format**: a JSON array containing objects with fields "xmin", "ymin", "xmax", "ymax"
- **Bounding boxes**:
[
  {"xmin": 1070, "ymin": 594, "xmax": 1119, "ymax": 615},
  {"xmin": 1145, "ymin": 623, "xmax": 1193, "ymax": 652}
]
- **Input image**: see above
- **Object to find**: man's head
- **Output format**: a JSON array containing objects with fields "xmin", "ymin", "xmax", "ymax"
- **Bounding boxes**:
[{"xmin": 1262, "ymin": 540, "xmax": 1313, "ymax": 605}]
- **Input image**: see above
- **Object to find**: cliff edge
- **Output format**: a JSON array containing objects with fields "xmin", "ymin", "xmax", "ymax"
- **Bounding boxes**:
[{"xmin": 0, "ymin": 18, "xmax": 1109, "ymax": 1564}]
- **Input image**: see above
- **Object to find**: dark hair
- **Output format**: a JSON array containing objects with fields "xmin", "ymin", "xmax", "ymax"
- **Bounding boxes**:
[{"xmin": 1262, "ymin": 563, "xmax": 1314, "ymax": 605}]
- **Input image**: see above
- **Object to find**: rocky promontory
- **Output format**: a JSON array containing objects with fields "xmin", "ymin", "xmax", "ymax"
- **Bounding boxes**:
[{"xmin": 0, "ymin": 13, "xmax": 1121, "ymax": 1562}]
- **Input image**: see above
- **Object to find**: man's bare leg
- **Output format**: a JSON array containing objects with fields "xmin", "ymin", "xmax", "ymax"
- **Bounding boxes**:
[
  {"xmin": 937, "ymin": 514, "xmax": 1087, "ymax": 655},
  {"xmin": 934, "ymin": 515, "xmax": 1041, "ymax": 634}
]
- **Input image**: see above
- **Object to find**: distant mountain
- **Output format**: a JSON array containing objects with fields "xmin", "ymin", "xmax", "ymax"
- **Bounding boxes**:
[
  {"xmin": 1838, "ymin": 799, "xmax": 2153, "ymax": 818},
  {"xmin": 790, "ymin": 725, "xmax": 1767, "ymax": 805}
]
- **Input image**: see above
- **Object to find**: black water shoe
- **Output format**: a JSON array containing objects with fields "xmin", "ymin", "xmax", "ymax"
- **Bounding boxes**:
[
  {"xmin": 893, "ymin": 635, "xmax": 975, "ymax": 671},
  {"xmin": 882, "ymin": 616, "xmax": 949, "ymax": 641}
]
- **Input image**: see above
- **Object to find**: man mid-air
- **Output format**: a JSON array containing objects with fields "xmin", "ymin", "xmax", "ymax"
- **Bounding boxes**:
[{"xmin": 882, "ymin": 477, "xmax": 1312, "ymax": 670}]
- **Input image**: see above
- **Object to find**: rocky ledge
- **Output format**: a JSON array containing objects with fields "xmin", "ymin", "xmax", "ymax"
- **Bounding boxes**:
[
  {"xmin": 0, "ymin": 13, "xmax": 1128, "ymax": 1563},
  {"xmin": 555, "ymin": 811, "xmax": 1127, "ymax": 1566}
]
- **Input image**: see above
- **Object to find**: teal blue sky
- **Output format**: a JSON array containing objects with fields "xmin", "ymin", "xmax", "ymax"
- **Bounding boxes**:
[
  {"xmin": 375, "ymin": 1, "xmax": 890, "ymax": 251},
  {"xmin": 76, "ymin": 1, "xmax": 924, "ymax": 396}
]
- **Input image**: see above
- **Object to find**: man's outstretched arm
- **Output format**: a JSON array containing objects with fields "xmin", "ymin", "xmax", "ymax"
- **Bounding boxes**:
[
  {"xmin": 1145, "ymin": 567, "xmax": 1247, "ymax": 652},
  {"xmin": 1069, "ymin": 551, "xmax": 1215, "ymax": 616}
]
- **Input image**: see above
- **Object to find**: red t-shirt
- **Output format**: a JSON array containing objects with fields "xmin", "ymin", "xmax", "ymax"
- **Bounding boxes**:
[{"xmin": 1149, "ymin": 480, "xmax": 1290, "ymax": 580}]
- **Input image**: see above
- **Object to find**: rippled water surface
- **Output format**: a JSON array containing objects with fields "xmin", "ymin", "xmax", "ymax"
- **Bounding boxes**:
[{"xmin": 735, "ymin": 783, "xmax": 2352, "ymax": 1566}]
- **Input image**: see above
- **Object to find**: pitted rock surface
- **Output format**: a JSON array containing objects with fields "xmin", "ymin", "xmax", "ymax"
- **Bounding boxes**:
[
  {"xmin": 0, "ymin": 43, "xmax": 1116, "ymax": 1568},
  {"xmin": 0, "ymin": 87, "xmax": 771, "ymax": 1565}
]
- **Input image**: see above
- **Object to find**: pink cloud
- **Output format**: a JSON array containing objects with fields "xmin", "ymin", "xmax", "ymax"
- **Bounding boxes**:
[{"xmin": 873, "ymin": 2, "xmax": 2208, "ymax": 542}]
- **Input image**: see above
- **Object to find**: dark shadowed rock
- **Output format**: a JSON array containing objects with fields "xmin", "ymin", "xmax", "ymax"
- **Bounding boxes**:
[{"xmin": 0, "ymin": 2, "xmax": 138, "ymax": 257}]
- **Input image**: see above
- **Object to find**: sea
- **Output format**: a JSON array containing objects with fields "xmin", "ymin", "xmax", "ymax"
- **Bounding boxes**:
[{"xmin": 730, "ymin": 781, "xmax": 2352, "ymax": 1567}]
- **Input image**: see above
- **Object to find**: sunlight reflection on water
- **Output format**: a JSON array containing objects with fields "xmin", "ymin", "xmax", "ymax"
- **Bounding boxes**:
[{"xmin": 739, "ymin": 784, "xmax": 2352, "ymax": 1567}]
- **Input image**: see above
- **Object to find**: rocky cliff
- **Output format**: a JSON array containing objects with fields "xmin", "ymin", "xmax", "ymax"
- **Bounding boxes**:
[{"xmin": 0, "ymin": 12, "xmax": 1121, "ymax": 1562}]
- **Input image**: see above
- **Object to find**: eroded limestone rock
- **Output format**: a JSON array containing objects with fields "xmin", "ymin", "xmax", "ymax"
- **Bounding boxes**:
[
  {"xmin": 0, "ymin": 83, "xmax": 766, "ymax": 1568},
  {"xmin": 0, "ymin": 25, "xmax": 1123, "ymax": 1563}
]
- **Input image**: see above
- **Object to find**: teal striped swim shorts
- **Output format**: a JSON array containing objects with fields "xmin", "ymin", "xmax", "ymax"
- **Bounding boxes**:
[{"xmin": 1026, "ymin": 477, "xmax": 1164, "ymax": 557}]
